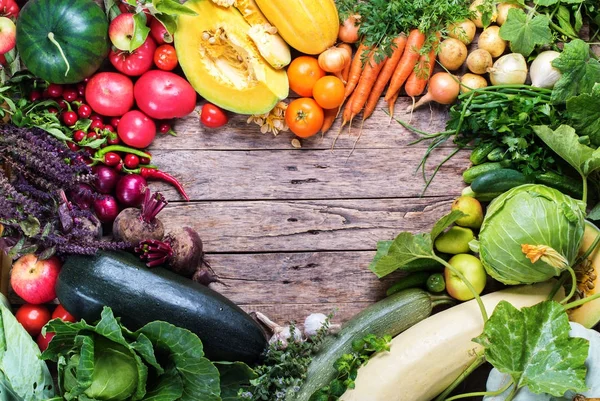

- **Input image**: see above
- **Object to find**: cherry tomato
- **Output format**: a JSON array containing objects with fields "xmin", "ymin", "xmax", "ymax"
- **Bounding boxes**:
[
  {"xmin": 62, "ymin": 87, "xmax": 78, "ymax": 102},
  {"xmin": 77, "ymin": 104, "xmax": 92, "ymax": 119},
  {"xmin": 76, "ymin": 82, "xmax": 86, "ymax": 97},
  {"xmin": 118, "ymin": 110, "xmax": 156, "ymax": 148},
  {"xmin": 85, "ymin": 72, "xmax": 134, "ymax": 117},
  {"xmin": 29, "ymin": 90, "xmax": 41, "ymax": 102},
  {"xmin": 73, "ymin": 129, "xmax": 86, "ymax": 143},
  {"xmin": 150, "ymin": 17, "xmax": 172, "ymax": 45},
  {"xmin": 37, "ymin": 331, "xmax": 55, "ymax": 352},
  {"xmin": 109, "ymin": 36, "xmax": 157, "ymax": 77},
  {"xmin": 139, "ymin": 154, "xmax": 151, "ymax": 165},
  {"xmin": 134, "ymin": 70, "xmax": 196, "ymax": 120},
  {"xmin": 62, "ymin": 111, "xmax": 78, "ymax": 126},
  {"xmin": 103, "ymin": 124, "xmax": 115, "ymax": 133},
  {"xmin": 153, "ymin": 44, "xmax": 178, "ymax": 71},
  {"xmin": 285, "ymin": 97, "xmax": 324, "ymax": 138},
  {"xmin": 52, "ymin": 304, "xmax": 77, "ymax": 323},
  {"xmin": 107, "ymin": 135, "xmax": 120, "ymax": 145},
  {"xmin": 200, "ymin": 103, "xmax": 228, "ymax": 128},
  {"xmin": 66, "ymin": 142, "xmax": 79, "ymax": 151},
  {"xmin": 124, "ymin": 154, "xmax": 140, "ymax": 169},
  {"xmin": 46, "ymin": 83, "xmax": 63, "ymax": 98},
  {"xmin": 110, "ymin": 117, "xmax": 120, "ymax": 128},
  {"xmin": 90, "ymin": 119, "xmax": 104, "ymax": 131},
  {"xmin": 158, "ymin": 122, "xmax": 171, "ymax": 134},
  {"xmin": 47, "ymin": 107, "xmax": 59, "ymax": 114},
  {"xmin": 312, "ymin": 75, "xmax": 345, "ymax": 109},
  {"xmin": 87, "ymin": 132, "xmax": 98, "ymax": 140},
  {"xmin": 104, "ymin": 151, "xmax": 121, "ymax": 166},
  {"xmin": 15, "ymin": 304, "xmax": 51, "ymax": 337},
  {"xmin": 90, "ymin": 113, "xmax": 103, "ymax": 121},
  {"xmin": 287, "ymin": 56, "xmax": 326, "ymax": 97}
]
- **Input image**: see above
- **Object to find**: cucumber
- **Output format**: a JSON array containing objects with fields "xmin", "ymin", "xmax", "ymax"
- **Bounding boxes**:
[
  {"xmin": 289, "ymin": 288, "xmax": 441, "ymax": 401},
  {"xmin": 471, "ymin": 168, "xmax": 528, "ymax": 193},
  {"xmin": 535, "ymin": 171, "xmax": 584, "ymax": 199},
  {"xmin": 462, "ymin": 186, "xmax": 504, "ymax": 202},
  {"xmin": 56, "ymin": 251, "xmax": 267, "ymax": 363},
  {"xmin": 462, "ymin": 162, "xmax": 504, "ymax": 184},
  {"xmin": 486, "ymin": 147, "xmax": 505, "ymax": 162},
  {"xmin": 386, "ymin": 272, "xmax": 430, "ymax": 296},
  {"xmin": 469, "ymin": 142, "xmax": 497, "ymax": 165}
]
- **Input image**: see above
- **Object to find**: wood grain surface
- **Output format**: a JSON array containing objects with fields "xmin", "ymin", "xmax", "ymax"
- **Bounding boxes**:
[{"xmin": 149, "ymin": 97, "xmax": 467, "ymax": 327}]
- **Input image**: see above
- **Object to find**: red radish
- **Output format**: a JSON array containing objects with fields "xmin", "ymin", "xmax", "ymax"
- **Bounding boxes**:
[
  {"xmin": 93, "ymin": 165, "xmax": 120, "ymax": 194},
  {"xmin": 93, "ymin": 195, "xmax": 120, "ymax": 223},
  {"xmin": 112, "ymin": 189, "xmax": 167, "ymax": 245},
  {"xmin": 115, "ymin": 174, "xmax": 147, "ymax": 207},
  {"xmin": 150, "ymin": 18, "xmax": 172, "ymax": 45},
  {"xmin": 408, "ymin": 72, "xmax": 460, "ymax": 112}
]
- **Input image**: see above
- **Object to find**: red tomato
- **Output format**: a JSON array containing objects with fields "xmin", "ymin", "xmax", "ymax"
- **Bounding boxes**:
[
  {"xmin": 153, "ymin": 44, "xmax": 178, "ymax": 71},
  {"xmin": 52, "ymin": 304, "xmax": 77, "ymax": 323},
  {"xmin": 118, "ymin": 110, "xmax": 156, "ymax": 148},
  {"xmin": 200, "ymin": 103, "xmax": 228, "ymax": 128},
  {"xmin": 150, "ymin": 18, "xmax": 172, "ymax": 45},
  {"xmin": 285, "ymin": 97, "xmax": 324, "ymax": 138},
  {"xmin": 15, "ymin": 304, "xmax": 51, "ymax": 336},
  {"xmin": 85, "ymin": 72, "xmax": 134, "ymax": 117},
  {"xmin": 134, "ymin": 70, "xmax": 196, "ymax": 120},
  {"xmin": 37, "ymin": 331, "xmax": 55, "ymax": 352},
  {"xmin": 109, "ymin": 36, "xmax": 157, "ymax": 77}
]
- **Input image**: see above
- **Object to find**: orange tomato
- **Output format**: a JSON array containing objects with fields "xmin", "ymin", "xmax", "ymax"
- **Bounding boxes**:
[
  {"xmin": 312, "ymin": 75, "xmax": 345, "ymax": 109},
  {"xmin": 285, "ymin": 98, "xmax": 324, "ymax": 138},
  {"xmin": 287, "ymin": 56, "xmax": 326, "ymax": 97}
]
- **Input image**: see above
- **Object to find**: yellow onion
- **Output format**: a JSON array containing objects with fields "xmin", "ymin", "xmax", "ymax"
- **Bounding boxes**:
[{"xmin": 318, "ymin": 46, "xmax": 350, "ymax": 73}]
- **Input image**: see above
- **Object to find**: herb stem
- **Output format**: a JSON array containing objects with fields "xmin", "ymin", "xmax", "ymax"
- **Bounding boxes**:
[
  {"xmin": 574, "ymin": 233, "xmax": 600, "ymax": 267},
  {"xmin": 559, "ymin": 266, "xmax": 578, "ymax": 304},
  {"xmin": 434, "ymin": 350, "xmax": 486, "ymax": 401},
  {"xmin": 442, "ymin": 377, "xmax": 513, "ymax": 401},
  {"xmin": 563, "ymin": 290, "xmax": 600, "ymax": 311}
]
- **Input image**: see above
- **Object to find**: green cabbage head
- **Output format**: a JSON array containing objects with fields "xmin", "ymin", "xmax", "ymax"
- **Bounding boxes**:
[{"xmin": 477, "ymin": 184, "xmax": 586, "ymax": 285}]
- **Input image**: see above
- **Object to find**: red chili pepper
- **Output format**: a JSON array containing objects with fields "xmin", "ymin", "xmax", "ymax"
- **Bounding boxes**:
[{"xmin": 138, "ymin": 167, "xmax": 190, "ymax": 201}]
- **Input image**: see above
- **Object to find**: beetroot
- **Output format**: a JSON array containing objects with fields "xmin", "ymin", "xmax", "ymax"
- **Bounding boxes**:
[{"xmin": 112, "ymin": 190, "xmax": 167, "ymax": 245}]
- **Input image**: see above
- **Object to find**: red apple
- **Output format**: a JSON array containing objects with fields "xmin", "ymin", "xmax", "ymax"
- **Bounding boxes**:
[
  {"xmin": 0, "ymin": 16, "xmax": 16, "ymax": 54},
  {"xmin": 10, "ymin": 254, "xmax": 61, "ymax": 304},
  {"xmin": 109, "ymin": 12, "xmax": 135, "ymax": 51}
]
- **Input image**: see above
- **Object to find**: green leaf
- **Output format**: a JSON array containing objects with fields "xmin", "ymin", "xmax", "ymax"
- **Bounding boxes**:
[
  {"xmin": 556, "ymin": 5, "xmax": 578, "ymax": 38},
  {"xmin": 154, "ymin": 15, "xmax": 175, "ymax": 40},
  {"xmin": 533, "ymin": 124, "xmax": 600, "ymax": 179},
  {"xmin": 369, "ymin": 232, "xmax": 434, "ymax": 278},
  {"xmin": 551, "ymin": 39, "xmax": 600, "ymax": 104},
  {"xmin": 104, "ymin": 0, "xmax": 122, "ymax": 20},
  {"xmin": 68, "ymin": 334, "xmax": 96, "ymax": 397},
  {"xmin": 153, "ymin": 0, "xmax": 198, "ymax": 16},
  {"xmin": 215, "ymin": 362, "xmax": 257, "ymax": 401},
  {"xmin": 0, "ymin": 304, "xmax": 55, "ymax": 401},
  {"xmin": 142, "ymin": 366, "xmax": 183, "ymax": 401},
  {"xmin": 499, "ymin": 9, "xmax": 552, "ymax": 56},
  {"xmin": 368, "ymin": 240, "xmax": 392, "ymax": 272},
  {"xmin": 534, "ymin": 0, "xmax": 558, "ymax": 6},
  {"xmin": 39, "ymin": 125, "xmax": 70, "ymax": 141},
  {"xmin": 18, "ymin": 215, "xmax": 40, "ymax": 237},
  {"xmin": 130, "ymin": 13, "xmax": 151, "ymax": 52},
  {"xmin": 430, "ymin": 210, "xmax": 465, "ymax": 242},
  {"xmin": 473, "ymin": 300, "xmax": 589, "ymax": 396},
  {"xmin": 566, "ymin": 83, "xmax": 600, "ymax": 147}
]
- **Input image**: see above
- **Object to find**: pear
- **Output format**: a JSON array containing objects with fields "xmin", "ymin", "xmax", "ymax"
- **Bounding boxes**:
[
  {"xmin": 434, "ymin": 226, "xmax": 475, "ymax": 254},
  {"xmin": 451, "ymin": 196, "xmax": 484, "ymax": 229}
]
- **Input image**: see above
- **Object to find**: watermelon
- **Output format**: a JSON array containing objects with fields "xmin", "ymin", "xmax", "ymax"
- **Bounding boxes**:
[{"xmin": 16, "ymin": 0, "xmax": 109, "ymax": 84}]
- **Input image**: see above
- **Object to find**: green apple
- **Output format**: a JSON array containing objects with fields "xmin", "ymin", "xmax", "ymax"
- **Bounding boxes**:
[
  {"xmin": 451, "ymin": 196, "xmax": 484, "ymax": 229},
  {"xmin": 434, "ymin": 226, "xmax": 475, "ymax": 254},
  {"xmin": 445, "ymin": 254, "xmax": 486, "ymax": 301}
]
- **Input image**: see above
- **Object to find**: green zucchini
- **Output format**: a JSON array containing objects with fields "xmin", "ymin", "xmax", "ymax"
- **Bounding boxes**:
[
  {"xmin": 56, "ymin": 251, "xmax": 267, "ymax": 363},
  {"xmin": 469, "ymin": 142, "xmax": 497, "ymax": 165},
  {"xmin": 386, "ymin": 272, "xmax": 430, "ymax": 296},
  {"xmin": 535, "ymin": 171, "xmax": 584, "ymax": 199},
  {"xmin": 462, "ymin": 162, "xmax": 504, "ymax": 184},
  {"xmin": 486, "ymin": 147, "xmax": 505, "ymax": 162},
  {"xmin": 471, "ymin": 168, "xmax": 528, "ymax": 193},
  {"xmin": 289, "ymin": 288, "xmax": 445, "ymax": 401}
]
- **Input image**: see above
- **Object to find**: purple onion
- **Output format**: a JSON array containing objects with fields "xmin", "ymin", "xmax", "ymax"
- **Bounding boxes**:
[
  {"xmin": 93, "ymin": 165, "xmax": 120, "ymax": 194},
  {"xmin": 93, "ymin": 195, "xmax": 120, "ymax": 224},
  {"xmin": 115, "ymin": 174, "xmax": 147, "ymax": 207}
]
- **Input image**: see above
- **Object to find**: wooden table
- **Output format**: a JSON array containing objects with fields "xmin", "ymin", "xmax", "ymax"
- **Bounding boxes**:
[{"xmin": 149, "ymin": 96, "xmax": 469, "ymax": 325}]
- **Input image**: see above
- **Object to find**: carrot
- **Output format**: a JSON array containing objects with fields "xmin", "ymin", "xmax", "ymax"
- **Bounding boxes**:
[
  {"xmin": 349, "ymin": 50, "xmax": 387, "ymax": 120},
  {"xmin": 362, "ymin": 34, "xmax": 407, "ymax": 121},
  {"xmin": 387, "ymin": 91, "xmax": 399, "ymax": 123},
  {"xmin": 405, "ymin": 46, "xmax": 436, "ymax": 97},
  {"xmin": 344, "ymin": 43, "xmax": 369, "ymax": 98},
  {"xmin": 320, "ymin": 107, "xmax": 338, "ymax": 134},
  {"xmin": 337, "ymin": 43, "xmax": 353, "ymax": 84},
  {"xmin": 383, "ymin": 29, "xmax": 426, "ymax": 103}
]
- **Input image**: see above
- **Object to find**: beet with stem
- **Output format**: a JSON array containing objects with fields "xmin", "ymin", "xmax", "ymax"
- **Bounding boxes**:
[{"xmin": 112, "ymin": 190, "xmax": 167, "ymax": 245}]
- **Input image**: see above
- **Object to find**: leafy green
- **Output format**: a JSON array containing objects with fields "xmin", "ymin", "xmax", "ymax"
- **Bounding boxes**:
[
  {"xmin": 42, "ymin": 306, "xmax": 226, "ymax": 401},
  {"xmin": 551, "ymin": 39, "xmax": 600, "ymax": 104},
  {"xmin": 499, "ymin": 9, "xmax": 552, "ymax": 56},
  {"xmin": 566, "ymin": 83, "xmax": 600, "ymax": 146},
  {"xmin": 214, "ymin": 362, "xmax": 257, "ymax": 401},
  {"xmin": 0, "ymin": 304, "xmax": 55, "ymax": 401},
  {"xmin": 474, "ymin": 300, "xmax": 589, "ymax": 396}
]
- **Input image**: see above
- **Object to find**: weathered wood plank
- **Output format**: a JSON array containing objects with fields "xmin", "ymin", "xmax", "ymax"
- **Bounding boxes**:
[
  {"xmin": 149, "ymin": 147, "xmax": 469, "ymax": 201},
  {"xmin": 160, "ymin": 197, "xmax": 455, "ymax": 253},
  {"xmin": 153, "ymin": 97, "xmax": 452, "ymax": 151},
  {"xmin": 240, "ymin": 303, "xmax": 373, "ymax": 327}
]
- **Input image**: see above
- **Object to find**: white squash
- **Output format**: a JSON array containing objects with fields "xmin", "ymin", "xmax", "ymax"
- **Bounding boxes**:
[{"xmin": 340, "ymin": 281, "xmax": 563, "ymax": 401}]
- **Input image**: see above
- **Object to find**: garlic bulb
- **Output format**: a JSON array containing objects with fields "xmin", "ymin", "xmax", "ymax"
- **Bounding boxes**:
[
  {"xmin": 530, "ymin": 50, "xmax": 562, "ymax": 89},
  {"xmin": 304, "ymin": 313, "xmax": 341, "ymax": 338}
]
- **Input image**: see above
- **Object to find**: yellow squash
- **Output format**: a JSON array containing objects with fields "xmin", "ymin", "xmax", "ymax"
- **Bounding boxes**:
[
  {"xmin": 253, "ymin": 0, "xmax": 339, "ymax": 55},
  {"xmin": 175, "ymin": 0, "xmax": 289, "ymax": 115}
]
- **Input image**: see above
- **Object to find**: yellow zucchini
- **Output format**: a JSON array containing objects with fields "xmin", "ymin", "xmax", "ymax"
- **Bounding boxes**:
[
  {"xmin": 253, "ymin": 0, "xmax": 338, "ymax": 55},
  {"xmin": 340, "ymin": 281, "xmax": 563, "ymax": 401}
]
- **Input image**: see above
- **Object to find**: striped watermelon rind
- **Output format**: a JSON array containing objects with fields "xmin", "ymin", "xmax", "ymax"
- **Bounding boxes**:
[{"xmin": 16, "ymin": 0, "xmax": 109, "ymax": 84}]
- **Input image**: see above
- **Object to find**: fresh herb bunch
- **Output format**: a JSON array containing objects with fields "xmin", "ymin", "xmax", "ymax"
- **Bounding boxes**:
[
  {"xmin": 0, "ymin": 124, "xmax": 127, "ymax": 258},
  {"xmin": 240, "ymin": 321, "xmax": 331, "ymax": 401},
  {"xmin": 335, "ymin": 0, "xmax": 473, "ymax": 62},
  {"xmin": 309, "ymin": 334, "xmax": 392, "ymax": 401}
]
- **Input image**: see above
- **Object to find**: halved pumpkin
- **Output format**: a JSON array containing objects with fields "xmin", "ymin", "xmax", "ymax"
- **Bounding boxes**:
[
  {"xmin": 175, "ymin": 0, "xmax": 289, "ymax": 115},
  {"xmin": 568, "ymin": 220, "xmax": 600, "ymax": 329}
]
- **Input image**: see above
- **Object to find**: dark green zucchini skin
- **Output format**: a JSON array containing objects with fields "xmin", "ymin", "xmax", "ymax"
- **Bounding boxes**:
[{"xmin": 56, "ymin": 251, "xmax": 267, "ymax": 363}]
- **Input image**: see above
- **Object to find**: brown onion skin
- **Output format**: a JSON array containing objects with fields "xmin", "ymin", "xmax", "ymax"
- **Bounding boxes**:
[{"xmin": 338, "ymin": 14, "xmax": 361, "ymax": 43}]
